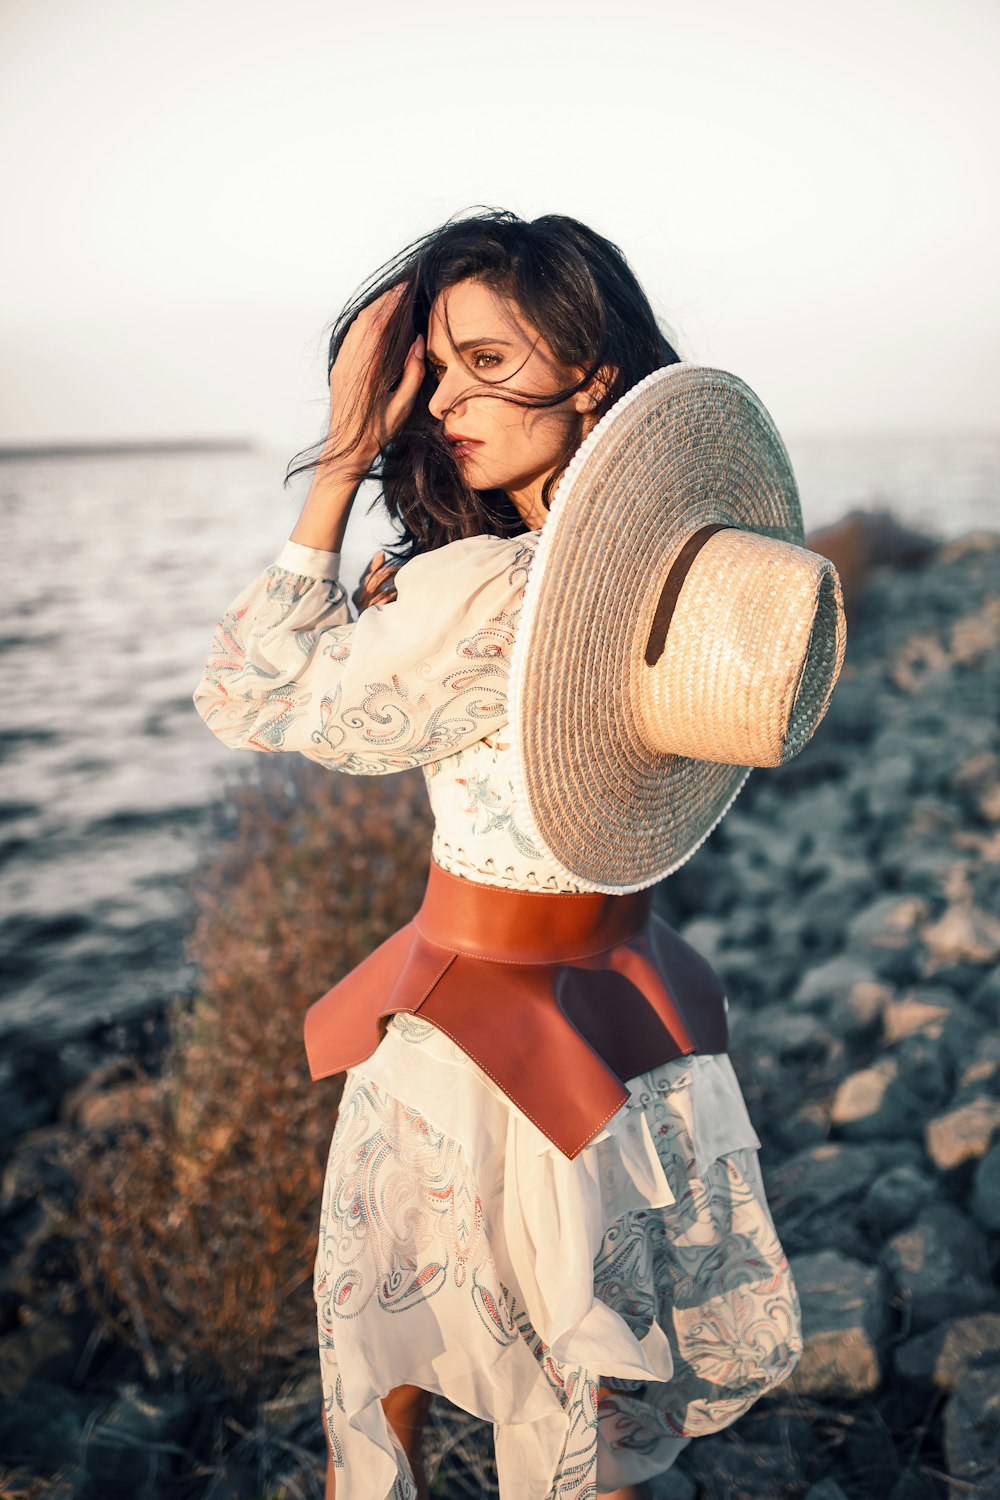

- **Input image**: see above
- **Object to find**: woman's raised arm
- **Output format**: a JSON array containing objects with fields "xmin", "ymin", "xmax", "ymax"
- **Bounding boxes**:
[{"xmin": 192, "ymin": 531, "xmax": 536, "ymax": 776}]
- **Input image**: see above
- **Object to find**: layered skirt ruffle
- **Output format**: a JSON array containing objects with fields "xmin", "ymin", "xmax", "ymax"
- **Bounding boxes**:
[{"xmin": 314, "ymin": 1014, "xmax": 803, "ymax": 1499}]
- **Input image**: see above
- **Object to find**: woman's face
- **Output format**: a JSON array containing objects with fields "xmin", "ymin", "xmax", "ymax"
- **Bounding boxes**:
[{"xmin": 425, "ymin": 278, "xmax": 602, "ymax": 529}]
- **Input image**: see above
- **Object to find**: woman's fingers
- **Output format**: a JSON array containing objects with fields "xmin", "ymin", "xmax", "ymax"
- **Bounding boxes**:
[
  {"xmin": 353, "ymin": 548, "xmax": 399, "ymax": 610},
  {"xmin": 326, "ymin": 282, "xmax": 424, "ymax": 461},
  {"xmin": 384, "ymin": 334, "xmax": 425, "ymax": 435}
]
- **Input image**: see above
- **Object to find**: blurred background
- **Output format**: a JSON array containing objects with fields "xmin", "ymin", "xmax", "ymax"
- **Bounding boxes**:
[{"xmin": 2, "ymin": 0, "xmax": 997, "ymax": 1042}]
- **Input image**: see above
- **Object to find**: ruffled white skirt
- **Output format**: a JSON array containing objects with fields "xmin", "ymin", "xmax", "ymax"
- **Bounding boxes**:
[{"xmin": 314, "ymin": 1014, "xmax": 803, "ymax": 1499}]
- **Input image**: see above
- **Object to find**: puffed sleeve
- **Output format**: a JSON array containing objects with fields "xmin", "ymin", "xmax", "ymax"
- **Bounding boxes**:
[{"xmin": 192, "ymin": 531, "xmax": 537, "ymax": 774}]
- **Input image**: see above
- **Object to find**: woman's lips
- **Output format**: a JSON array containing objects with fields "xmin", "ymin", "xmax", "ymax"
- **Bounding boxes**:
[{"xmin": 449, "ymin": 439, "xmax": 483, "ymax": 459}]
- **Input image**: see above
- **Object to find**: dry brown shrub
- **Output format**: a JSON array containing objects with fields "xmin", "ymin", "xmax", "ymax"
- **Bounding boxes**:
[
  {"xmin": 70, "ymin": 757, "xmax": 434, "ymax": 1392},
  {"xmin": 0, "ymin": 1470, "xmax": 73, "ymax": 1500}
]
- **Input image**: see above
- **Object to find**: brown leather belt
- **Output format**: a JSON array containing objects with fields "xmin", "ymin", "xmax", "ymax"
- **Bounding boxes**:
[{"xmin": 304, "ymin": 859, "xmax": 728, "ymax": 1160}]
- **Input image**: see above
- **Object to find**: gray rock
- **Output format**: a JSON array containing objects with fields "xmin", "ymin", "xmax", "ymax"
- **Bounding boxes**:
[
  {"xmin": 740, "ymin": 1005, "xmax": 843, "ymax": 1070},
  {"xmin": 799, "ymin": 850, "xmax": 877, "ymax": 898},
  {"xmin": 718, "ymin": 853, "xmax": 782, "ymax": 911},
  {"xmin": 924, "ymin": 903, "xmax": 1000, "ymax": 968},
  {"xmin": 860, "ymin": 752, "xmax": 918, "ymax": 826},
  {"xmin": 881, "ymin": 1203, "xmax": 994, "ymax": 1333},
  {"xmin": 935, "ymin": 1316, "xmax": 1000, "ymax": 1394},
  {"xmin": 715, "ymin": 810, "xmax": 804, "ymax": 870},
  {"xmin": 893, "ymin": 1033, "xmax": 952, "ymax": 1108},
  {"xmin": 887, "ymin": 1469, "xmax": 944, "ymax": 1500},
  {"xmin": 717, "ymin": 907, "xmax": 771, "ymax": 949},
  {"xmin": 925, "ymin": 1095, "xmax": 1000, "ymax": 1173},
  {"xmin": 943, "ymin": 1363, "xmax": 1000, "ymax": 1497},
  {"xmin": 792, "ymin": 954, "xmax": 881, "ymax": 1012},
  {"xmin": 969, "ymin": 964, "xmax": 1000, "ymax": 1025},
  {"xmin": 878, "ymin": 837, "xmax": 963, "ymax": 896},
  {"xmin": 679, "ymin": 1434, "xmax": 804, "ymax": 1498},
  {"xmin": 847, "ymin": 893, "xmax": 933, "ymax": 951},
  {"xmin": 804, "ymin": 1482, "xmax": 850, "ymax": 1500},
  {"xmin": 0, "ymin": 1379, "xmax": 86, "ymax": 1465},
  {"xmin": 775, "ymin": 783, "xmax": 848, "ymax": 846},
  {"xmin": 81, "ymin": 1383, "xmax": 193, "ymax": 1492},
  {"xmin": 830, "ymin": 1057, "xmax": 932, "ymax": 1142},
  {"xmin": 895, "ymin": 1323, "xmax": 949, "ymax": 1390},
  {"xmin": 763, "ymin": 1140, "xmax": 881, "ymax": 1221},
  {"xmin": 785, "ymin": 1247, "xmax": 886, "ymax": 1397},
  {"xmin": 956, "ymin": 1033, "xmax": 1000, "ymax": 1097},
  {"xmin": 650, "ymin": 1467, "xmax": 698, "ymax": 1500},
  {"xmin": 869, "ymin": 1139, "xmax": 928, "ymax": 1174},
  {"xmin": 860, "ymin": 1163, "xmax": 937, "ymax": 1237},
  {"xmin": 676, "ymin": 917, "xmax": 727, "ymax": 970},
  {"xmin": 794, "ymin": 877, "xmax": 872, "ymax": 942},
  {"xmin": 713, "ymin": 946, "xmax": 772, "ymax": 1005},
  {"xmin": 896, "ymin": 1314, "xmax": 1000, "ymax": 1394},
  {"xmin": 971, "ymin": 1143, "xmax": 1000, "ymax": 1232},
  {"xmin": 828, "ymin": 977, "xmax": 893, "ymax": 1045},
  {"xmin": 882, "ymin": 990, "xmax": 954, "ymax": 1046},
  {"xmin": 824, "ymin": 671, "xmax": 884, "ymax": 741},
  {"xmin": 770, "ymin": 1098, "xmax": 833, "ymax": 1156}
]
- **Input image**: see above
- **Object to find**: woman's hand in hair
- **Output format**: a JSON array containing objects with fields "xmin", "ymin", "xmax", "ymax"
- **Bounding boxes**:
[
  {"xmin": 353, "ymin": 549, "xmax": 399, "ymax": 612},
  {"xmin": 328, "ymin": 284, "xmax": 425, "ymax": 474}
]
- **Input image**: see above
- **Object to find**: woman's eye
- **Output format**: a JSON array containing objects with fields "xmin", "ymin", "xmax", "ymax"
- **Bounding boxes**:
[{"xmin": 427, "ymin": 353, "xmax": 502, "ymax": 380}]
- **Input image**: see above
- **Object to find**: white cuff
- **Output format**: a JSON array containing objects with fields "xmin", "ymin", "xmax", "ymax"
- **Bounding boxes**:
[{"xmin": 275, "ymin": 540, "xmax": 342, "ymax": 581}]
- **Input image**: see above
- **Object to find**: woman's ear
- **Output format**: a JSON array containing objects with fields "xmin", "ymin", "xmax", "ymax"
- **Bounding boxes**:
[{"xmin": 571, "ymin": 363, "xmax": 617, "ymax": 413}]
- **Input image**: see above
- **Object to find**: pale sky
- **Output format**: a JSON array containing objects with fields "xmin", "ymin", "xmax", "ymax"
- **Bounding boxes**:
[{"xmin": 2, "ymin": 0, "xmax": 997, "ymax": 455}]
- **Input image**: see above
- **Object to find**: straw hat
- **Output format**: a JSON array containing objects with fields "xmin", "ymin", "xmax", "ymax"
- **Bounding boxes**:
[{"xmin": 508, "ymin": 363, "xmax": 847, "ymax": 894}]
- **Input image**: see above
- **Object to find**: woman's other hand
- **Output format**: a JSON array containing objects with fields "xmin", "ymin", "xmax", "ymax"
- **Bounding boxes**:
[
  {"xmin": 328, "ymin": 284, "xmax": 425, "ymax": 476},
  {"xmin": 353, "ymin": 549, "xmax": 399, "ymax": 611}
]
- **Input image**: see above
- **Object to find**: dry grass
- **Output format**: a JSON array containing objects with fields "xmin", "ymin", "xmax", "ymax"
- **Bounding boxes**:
[
  {"xmin": 0, "ymin": 1471, "xmax": 74, "ymax": 1500},
  {"xmin": 69, "ymin": 757, "xmax": 434, "ymax": 1392}
]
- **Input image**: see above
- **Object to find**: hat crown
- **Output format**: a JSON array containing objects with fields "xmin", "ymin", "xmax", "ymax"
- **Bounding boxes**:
[{"xmin": 636, "ymin": 530, "xmax": 847, "ymax": 768}]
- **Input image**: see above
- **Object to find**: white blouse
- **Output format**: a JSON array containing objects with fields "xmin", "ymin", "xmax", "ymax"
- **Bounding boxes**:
[{"xmin": 193, "ymin": 530, "xmax": 592, "ymax": 892}]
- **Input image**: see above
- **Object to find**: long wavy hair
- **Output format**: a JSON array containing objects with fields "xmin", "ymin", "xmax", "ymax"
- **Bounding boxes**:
[{"xmin": 286, "ymin": 208, "xmax": 682, "ymax": 599}]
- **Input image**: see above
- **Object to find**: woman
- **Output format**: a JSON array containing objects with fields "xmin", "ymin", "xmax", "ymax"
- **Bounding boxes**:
[{"xmin": 194, "ymin": 210, "xmax": 808, "ymax": 1500}]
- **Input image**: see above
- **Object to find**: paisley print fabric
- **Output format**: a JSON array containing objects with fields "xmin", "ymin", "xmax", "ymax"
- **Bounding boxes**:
[
  {"xmin": 194, "ymin": 533, "xmax": 537, "ymax": 778},
  {"xmin": 195, "ymin": 527, "xmax": 804, "ymax": 1497},
  {"xmin": 315, "ymin": 1018, "xmax": 802, "ymax": 1499}
]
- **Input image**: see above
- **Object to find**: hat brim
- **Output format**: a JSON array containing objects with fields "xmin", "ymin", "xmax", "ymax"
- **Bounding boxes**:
[{"xmin": 508, "ymin": 364, "xmax": 804, "ymax": 893}]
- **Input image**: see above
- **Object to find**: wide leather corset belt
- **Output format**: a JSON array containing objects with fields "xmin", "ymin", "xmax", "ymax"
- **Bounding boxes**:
[{"xmin": 304, "ymin": 858, "xmax": 729, "ymax": 1160}]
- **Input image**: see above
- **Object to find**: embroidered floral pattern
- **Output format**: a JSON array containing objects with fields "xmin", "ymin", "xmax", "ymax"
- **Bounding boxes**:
[{"xmin": 454, "ymin": 768, "xmax": 545, "ymax": 858}]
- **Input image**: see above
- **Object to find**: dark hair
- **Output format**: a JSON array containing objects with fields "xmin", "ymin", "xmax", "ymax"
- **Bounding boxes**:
[{"xmin": 286, "ymin": 207, "xmax": 682, "ymax": 595}]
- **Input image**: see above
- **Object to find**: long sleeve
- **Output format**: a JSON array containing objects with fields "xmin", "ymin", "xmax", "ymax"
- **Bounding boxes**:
[{"xmin": 193, "ymin": 531, "xmax": 537, "ymax": 775}]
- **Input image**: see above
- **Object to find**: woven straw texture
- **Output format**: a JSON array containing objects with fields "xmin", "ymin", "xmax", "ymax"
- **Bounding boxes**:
[
  {"xmin": 638, "ymin": 528, "xmax": 845, "ymax": 767},
  {"xmin": 509, "ymin": 363, "xmax": 839, "ymax": 894}
]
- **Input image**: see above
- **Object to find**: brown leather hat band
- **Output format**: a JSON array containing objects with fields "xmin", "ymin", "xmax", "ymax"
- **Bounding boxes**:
[{"xmin": 414, "ymin": 858, "xmax": 654, "ymax": 964}]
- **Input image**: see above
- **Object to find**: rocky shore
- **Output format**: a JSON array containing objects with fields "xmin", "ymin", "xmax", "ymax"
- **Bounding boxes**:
[{"xmin": 1, "ymin": 515, "xmax": 998, "ymax": 1499}]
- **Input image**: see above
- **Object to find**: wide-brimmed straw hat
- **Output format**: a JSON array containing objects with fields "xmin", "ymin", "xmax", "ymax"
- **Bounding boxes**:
[{"xmin": 508, "ymin": 363, "xmax": 847, "ymax": 894}]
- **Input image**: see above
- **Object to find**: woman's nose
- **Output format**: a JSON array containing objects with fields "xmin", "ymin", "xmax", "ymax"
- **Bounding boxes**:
[{"xmin": 427, "ymin": 370, "xmax": 463, "ymax": 423}]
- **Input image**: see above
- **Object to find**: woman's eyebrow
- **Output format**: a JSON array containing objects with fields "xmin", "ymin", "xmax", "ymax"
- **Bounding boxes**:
[{"xmin": 425, "ymin": 336, "xmax": 515, "ymax": 360}]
